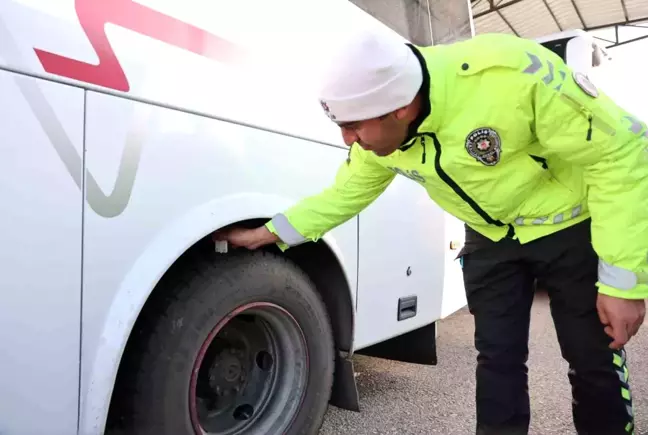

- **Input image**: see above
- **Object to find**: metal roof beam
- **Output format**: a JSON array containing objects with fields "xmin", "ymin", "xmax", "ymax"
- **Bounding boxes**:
[
  {"xmin": 498, "ymin": 10, "xmax": 519, "ymax": 35},
  {"xmin": 470, "ymin": 0, "xmax": 648, "ymax": 48},
  {"xmin": 605, "ymin": 34, "xmax": 648, "ymax": 49},
  {"xmin": 569, "ymin": 0, "xmax": 587, "ymax": 28},
  {"xmin": 472, "ymin": 0, "xmax": 525, "ymax": 19},
  {"xmin": 542, "ymin": 0, "xmax": 563, "ymax": 31},
  {"xmin": 619, "ymin": 0, "xmax": 629, "ymax": 22},
  {"xmin": 591, "ymin": 22, "xmax": 648, "ymax": 49},
  {"xmin": 593, "ymin": 36, "xmax": 617, "ymax": 45},
  {"xmin": 624, "ymin": 23, "xmax": 648, "ymax": 29},
  {"xmin": 587, "ymin": 16, "xmax": 648, "ymax": 31}
]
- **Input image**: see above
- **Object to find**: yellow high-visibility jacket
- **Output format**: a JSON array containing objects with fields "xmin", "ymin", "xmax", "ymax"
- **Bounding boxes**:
[{"xmin": 266, "ymin": 33, "xmax": 648, "ymax": 300}]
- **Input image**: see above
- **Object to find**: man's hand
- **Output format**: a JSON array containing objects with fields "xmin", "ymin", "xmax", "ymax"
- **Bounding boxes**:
[
  {"xmin": 596, "ymin": 293, "xmax": 646, "ymax": 350},
  {"xmin": 212, "ymin": 226, "xmax": 280, "ymax": 250}
]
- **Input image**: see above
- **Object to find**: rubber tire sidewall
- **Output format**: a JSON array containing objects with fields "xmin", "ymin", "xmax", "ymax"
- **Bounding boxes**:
[{"xmin": 130, "ymin": 251, "xmax": 335, "ymax": 435}]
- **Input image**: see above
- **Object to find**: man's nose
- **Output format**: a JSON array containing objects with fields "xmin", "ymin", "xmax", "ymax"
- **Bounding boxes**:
[{"xmin": 341, "ymin": 128, "xmax": 358, "ymax": 147}]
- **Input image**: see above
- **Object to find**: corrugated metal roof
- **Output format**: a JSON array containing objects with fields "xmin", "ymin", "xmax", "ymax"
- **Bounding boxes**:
[{"xmin": 471, "ymin": 0, "xmax": 648, "ymax": 39}]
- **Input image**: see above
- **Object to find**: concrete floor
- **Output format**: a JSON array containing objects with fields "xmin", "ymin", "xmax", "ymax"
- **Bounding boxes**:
[{"xmin": 320, "ymin": 292, "xmax": 648, "ymax": 435}]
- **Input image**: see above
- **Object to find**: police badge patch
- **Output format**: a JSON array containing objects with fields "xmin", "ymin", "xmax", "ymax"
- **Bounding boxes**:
[
  {"xmin": 465, "ymin": 127, "xmax": 502, "ymax": 166},
  {"xmin": 572, "ymin": 71, "xmax": 599, "ymax": 98}
]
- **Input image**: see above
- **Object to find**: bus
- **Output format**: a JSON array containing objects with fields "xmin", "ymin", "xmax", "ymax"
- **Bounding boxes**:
[
  {"xmin": 0, "ymin": 1, "xmax": 471, "ymax": 434},
  {"xmin": 0, "ymin": 0, "xmax": 606, "ymax": 434}
]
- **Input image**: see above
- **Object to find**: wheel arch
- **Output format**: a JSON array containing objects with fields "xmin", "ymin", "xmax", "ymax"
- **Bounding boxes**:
[{"xmin": 84, "ymin": 194, "xmax": 358, "ymax": 434}]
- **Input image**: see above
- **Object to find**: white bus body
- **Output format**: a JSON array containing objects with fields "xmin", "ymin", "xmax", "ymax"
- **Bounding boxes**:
[
  {"xmin": 0, "ymin": 1, "xmax": 470, "ymax": 434},
  {"xmin": 0, "ymin": 0, "xmax": 604, "ymax": 433}
]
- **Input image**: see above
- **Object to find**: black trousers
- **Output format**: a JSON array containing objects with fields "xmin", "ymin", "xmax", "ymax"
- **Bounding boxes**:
[{"xmin": 460, "ymin": 220, "xmax": 635, "ymax": 435}]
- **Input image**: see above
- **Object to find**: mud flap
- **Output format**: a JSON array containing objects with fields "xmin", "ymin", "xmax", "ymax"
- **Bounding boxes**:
[{"xmin": 329, "ymin": 351, "xmax": 360, "ymax": 411}]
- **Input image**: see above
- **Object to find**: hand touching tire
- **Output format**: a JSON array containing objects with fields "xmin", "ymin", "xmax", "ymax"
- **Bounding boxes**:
[{"xmin": 212, "ymin": 226, "xmax": 280, "ymax": 250}]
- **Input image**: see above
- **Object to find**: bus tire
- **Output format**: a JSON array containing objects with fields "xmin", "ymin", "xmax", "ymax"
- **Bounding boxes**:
[{"xmin": 126, "ymin": 250, "xmax": 335, "ymax": 435}]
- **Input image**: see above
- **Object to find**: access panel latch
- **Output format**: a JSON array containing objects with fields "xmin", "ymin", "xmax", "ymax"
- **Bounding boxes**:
[{"xmin": 397, "ymin": 295, "xmax": 417, "ymax": 321}]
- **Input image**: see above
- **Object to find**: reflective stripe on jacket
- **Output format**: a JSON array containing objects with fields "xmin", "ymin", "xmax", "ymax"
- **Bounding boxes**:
[{"xmin": 266, "ymin": 33, "xmax": 648, "ymax": 300}]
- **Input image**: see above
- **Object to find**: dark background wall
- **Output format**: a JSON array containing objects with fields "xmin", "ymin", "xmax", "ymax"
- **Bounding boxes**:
[{"xmin": 348, "ymin": 0, "xmax": 473, "ymax": 46}]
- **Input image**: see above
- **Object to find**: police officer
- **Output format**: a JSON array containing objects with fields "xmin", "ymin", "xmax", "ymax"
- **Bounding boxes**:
[{"xmin": 215, "ymin": 29, "xmax": 647, "ymax": 435}]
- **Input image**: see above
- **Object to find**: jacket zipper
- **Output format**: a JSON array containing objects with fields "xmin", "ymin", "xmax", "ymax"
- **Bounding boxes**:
[
  {"xmin": 559, "ymin": 93, "xmax": 615, "ymax": 141},
  {"xmin": 414, "ymin": 93, "xmax": 611, "ymax": 237},
  {"xmin": 422, "ymin": 134, "xmax": 512, "ymax": 235}
]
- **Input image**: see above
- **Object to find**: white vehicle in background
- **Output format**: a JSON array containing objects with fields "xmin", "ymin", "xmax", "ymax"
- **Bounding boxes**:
[
  {"xmin": 536, "ymin": 29, "xmax": 612, "ymax": 75},
  {"xmin": 0, "ymin": 0, "xmax": 608, "ymax": 433}
]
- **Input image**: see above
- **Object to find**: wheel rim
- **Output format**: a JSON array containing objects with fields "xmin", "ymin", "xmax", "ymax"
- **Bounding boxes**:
[{"xmin": 189, "ymin": 302, "xmax": 309, "ymax": 435}]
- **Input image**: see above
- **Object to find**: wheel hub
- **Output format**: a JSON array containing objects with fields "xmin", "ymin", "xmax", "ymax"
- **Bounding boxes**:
[
  {"xmin": 189, "ymin": 303, "xmax": 309, "ymax": 435},
  {"xmin": 208, "ymin": 348, "xmax": 247, "ymax": 395}
]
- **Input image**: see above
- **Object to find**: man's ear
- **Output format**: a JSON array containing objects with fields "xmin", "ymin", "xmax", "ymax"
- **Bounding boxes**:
[
  {"xmin": 395, "ymin": 94, "xmax": 422, "ymax": 122},
  {"xmin": 393, "ymin": 106, "xmax": 410, "ymax": 121}
]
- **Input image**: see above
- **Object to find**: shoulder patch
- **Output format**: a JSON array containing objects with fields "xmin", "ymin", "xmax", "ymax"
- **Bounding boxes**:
[
  {"xmin": 465, "ymin": 127, "xmax": 502, "ymax": 166},
  {"xmin": 456, "ymin": 34, "xmax": 535, "ymax": 76},
  {"xmin": 572, "ymin": 71, "xmax": 598, "ymax": 98}
]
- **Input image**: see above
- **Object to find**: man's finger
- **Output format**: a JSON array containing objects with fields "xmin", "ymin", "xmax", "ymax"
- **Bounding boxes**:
[
  {"xmin": 604, "ymin": 325, "xmax": 615, "ymax": 339},
  {"xmin": 626, "ymin": 302, "xmax": 645, "ymax": 340},
  {"xmin": 608, "ymin": 319, "xmax": 629, "ymax": 350},
  {"xmin": 597, "ymin": 299, "xmax": 610, "ymax": 326}
]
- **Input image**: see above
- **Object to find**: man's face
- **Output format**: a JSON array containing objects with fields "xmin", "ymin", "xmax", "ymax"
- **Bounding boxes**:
[{"xmin": 337, "ymin": 112, "xmax": 410, "ymax": 157}]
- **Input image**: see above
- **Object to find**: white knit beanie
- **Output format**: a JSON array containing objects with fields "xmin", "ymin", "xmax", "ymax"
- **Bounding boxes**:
[{"xmin": 317, "ymin": 29, "xmax": 423, "ymax": 123}]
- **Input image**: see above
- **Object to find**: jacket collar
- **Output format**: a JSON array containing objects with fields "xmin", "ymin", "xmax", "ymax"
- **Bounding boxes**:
[{"xmin": 399, "ymin": 44, "xmax": 433, "ymax": 151}]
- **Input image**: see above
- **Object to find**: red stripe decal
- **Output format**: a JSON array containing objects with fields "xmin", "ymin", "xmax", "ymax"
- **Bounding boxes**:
[{"xmin": 33, "ymin": 0, "xmax": 246, "ymax": 92}]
